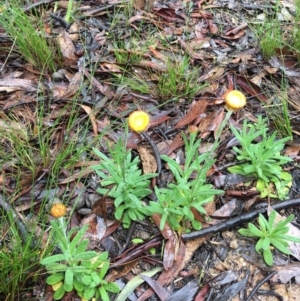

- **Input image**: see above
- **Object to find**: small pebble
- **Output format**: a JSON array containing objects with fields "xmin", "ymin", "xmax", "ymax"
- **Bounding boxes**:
[{"xmin": 78, "ymin": 208, "xmax": 91, "ymax": 215}]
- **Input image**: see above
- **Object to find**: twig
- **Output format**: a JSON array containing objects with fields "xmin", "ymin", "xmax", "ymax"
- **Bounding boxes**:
[
  {"xmin": 23, "ymin": 0, "xmax": 56, "ymax": 12},
  {"xmin": 141, "ymin": 132, "xmax": 162, "ymax": 175},
  {"xmin": 182, "ymin": 198, "xmax": 300, "ymax": 241},
  {"xmin": 50, "ymin": 13, "xmax": 71, "ymax": 30},
  {"xmin": 245, "ymin": 271, "xmax": 277, "ymax": 301}
]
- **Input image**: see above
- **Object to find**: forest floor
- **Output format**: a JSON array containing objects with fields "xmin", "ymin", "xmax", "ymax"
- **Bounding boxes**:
[{"xmin": 1, "ymin": 0, "xmax": 300, "ymax": 300}]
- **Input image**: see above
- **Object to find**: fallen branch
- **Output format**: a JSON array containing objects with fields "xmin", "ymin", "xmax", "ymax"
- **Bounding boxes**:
[{"xmin": 182, "ymin": 198, "xmax": 300, "ymax": 241}]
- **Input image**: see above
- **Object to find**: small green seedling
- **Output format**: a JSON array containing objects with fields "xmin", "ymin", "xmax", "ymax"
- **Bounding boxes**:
[
  {"xmin": 92, "ymin": 139, "xmax": 157, "ymax": 228},
  {"xmin": 228, "ymin": 117, "xmax": 292, "ymax": 200},
  {"xmin": 148, "ymin": 131, "xmax": 223, "ymax": 231},
  {"xmin": 41, "ymin": 218, "xmax": 120, "ymax": 300},
  {"xmin": 239, "ymin": 210, "xmax": 300, "ymax": 266}
]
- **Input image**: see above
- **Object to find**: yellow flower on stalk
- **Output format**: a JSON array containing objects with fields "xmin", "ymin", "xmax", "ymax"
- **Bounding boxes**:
[
  {"xmin": 50, "ymin": 203, "xmax": 67, "ymax": 218},
  {"xmin": 128, "ymin": 110, "xmax": 150, "ymax": 133},
  {"xmin": 225, "ymin": 90, "xmax": 246, "ymax": 111}
]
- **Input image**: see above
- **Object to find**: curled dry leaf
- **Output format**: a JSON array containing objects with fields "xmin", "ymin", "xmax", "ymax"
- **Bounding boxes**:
[
  {"xmin": 57, "ymin": 30, "xmax": 78, "ymax": 63},
  {"xmin": 137, "ymin": 145, "xmax": 157, "ymax": 173}
]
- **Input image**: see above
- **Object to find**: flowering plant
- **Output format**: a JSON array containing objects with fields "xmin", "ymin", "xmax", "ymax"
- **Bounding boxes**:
[{"xmin": 41, "ymin": 203, "xmax": 120, "ymax": 300}]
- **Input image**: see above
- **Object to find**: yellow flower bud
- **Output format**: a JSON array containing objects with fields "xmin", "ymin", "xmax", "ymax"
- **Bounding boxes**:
[
  {"xmin": 225, "ymin": 90, "xmax": 246, "ymax": 111},
  {"xmin": 50, "ymin": 203, "xmax": 66, "ymax": 218},
  {"xmin": 188, "ymin": 125, "xmax": 198, "ymax": 134},
  {"xmin": 128, "ymin": 111, "xmax": 150, "ymax": 133}
]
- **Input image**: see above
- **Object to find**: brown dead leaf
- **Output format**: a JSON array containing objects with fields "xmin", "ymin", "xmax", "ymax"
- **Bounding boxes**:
[
  {"xmin": 141, "ymin": 275, "xmax": 170, "ymax": 300},
  {"xmin": 133, "ymin": 0, "xmax": 145, "ymax": 10},
  {"xmin": 272, "ymin": 263, "xmax": 300, "ymax": 284},
  {"xmin": 81, "ymin": 214, "xmax": 106, "ymax": 246},
  {"xmin": 106, "ymin": 259, "xmax": 139, "ymax": 282},
  {"xmin": 161, "ymin": 133, "xmax": 184, "ymax": 156},
  {"xmin": 250, "ymin": 71, "xmax": 267, "ymax": 87},
  {"xmin": 0, "ymin": 78, "xmax": 37, "ymax": 93},
  {"xmin": 223, "ymin": 23, "xmax": 248, "ymax": 39},
  {"xmin": 198, "ymin": 66, "xmax": 225, "ymax": 81},
  {"xmin": 152, "ymin": 213, "xmax": 178, "ymax": 270},
  {"xmin": 207, "ymin": 19, "xmax": 218, "ymax": 34},
  {"xmin": 137, "ymin": 145, "xmax": 157, "ymax": 173},
  {"xmin": 83, "ymin": 69, "xmax": 112, "ymax": 98},
  {"xmin": 62, "ymin": 72, "xmax": 83, "ymax": 98},
  {"xmin": 198, "ymin": 109, "xmax": 224, "ymax": 139},
  {"xmin": 68, "ymin": 22, "xmax": 79, "ymax": 42},
  {"xmin": 263, "ymin": 66, "xmax": 278, "ymax": 74},
  {"xmin": 137, "ymin": 237, "xmax": 207, "ymax": 301},
  {"xmin": 81, "ymin": 104, "xmax": 98, "ymax": 136},
  {"xmin": 174, "ymin": 100, "xmax": 208, "ymax": 129},
  {"xmin": 57, "ymin": 30, "xmax": 78, "ymax": 63},
  {"xmin": 284, "ymin": 145, "xmax": 300, "ymax": 158},
  {"xmin": 236, "ymin": 76, "xmax": 268, "ymax": 102}
]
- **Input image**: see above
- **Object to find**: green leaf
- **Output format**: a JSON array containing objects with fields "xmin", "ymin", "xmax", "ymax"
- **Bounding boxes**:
[
  {"xmin": 105, "ymin": 282, "xmax": 121, "ymax": 293},
  {"xmin": 64, "ymin": 268, "xmax": 74, "ymax": 292},
  {"xmin": 53, "ymin": 284, "xmax": 66, "ymax": 300},
  {"xmin": 262, "ymin": 237, "xmax": 270, "ymax": 250},
  {"xmin": 255, "ymin": 237, "xmax": 264, "ymax": 252},
  {"xmin": 192, "ymin": 219, "xmax": 202, "ymax": 230},
  {"xmin": 115, "ymin": 267, "xmax": 162, "ymax": 301},
  {"xmin": 83, "ymin": 287, "xmax": 96, "ymax": 300},
  {"xmin": 128, "ymin": 209, "xmax": 137, "ymax": 221},
  {"xmin": 267, "ymin": 211, "xmax": 276, "ymax": 231},
  {"xmin": 115, "ymin": 205, "xmax": 126, "ymax": 220},
  {"xmin": 73, "ymin": 278, "xmax": 84, "ymax": 292},
  {"xmin": 99, "ymin": 261, "xmax": 110, "ymax": 279},
  {"xmin": 46, "ymin": 273, "xmax": 64, "ymax": 285},
  {"xmin": 258, "ymin": 214, "xmax": 269, "ymax": 234},
  {"xmin": 82, "ymin": 274, "xmax": 92, "ymax": 285},
  {"xmin": 76, "ymin": 239, "xmax": 89, "ymax": 255},
  {"xmin": 263, "ymin": 248, "xmax": 273, "ymax": 266},
  {"xmin": 227, "ymin": 165, "xmax": 248, "ymax": 175},
  {"xmin": 160, "ymin": 213, "xmax": 168, "ymax": 231},
  {"xmin": 270, "ymin": 238, "xmax": 291, "ymax": 255},
  {"xmin": 280, "ymin": 235, "xmax": 300, "ymax": 243},
  {"xmin": 69, "ymin": 224, "xmax": 89, "ymax": 255},
  {"xmin": 248, "ymin": 223, "xmax": 263, "ymax": 237},
  {"xmin": 45, "ymin": 263, "xmax": 68, "ymax": 273},
  {"xmin": 239, "ymin": 228, "xmax": 256, "ymax": 237},
  {"xmin": 41, "ymin": 254, "xmax": 66, "ymax": 265},
  {"xmin": 99, "ymin": 286, "xmax": 110, "ymax": 301},
  {"xmin": 91, "ymin": 271, "xmax": 101, "ymax": 286},
  {"xmin": 73, "ymin": 251, "xmax": 98, "ymax": 261}
]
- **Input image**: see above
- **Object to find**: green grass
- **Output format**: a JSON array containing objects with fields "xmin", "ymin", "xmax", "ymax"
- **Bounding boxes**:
[
  {"xmin": 0, "ymin": 207, "xmax": 54, "ymax": 301},
  {"xmin": 158, "ymin": 55, "xmax": 205, "ymax": 100},
  {"xmin": 252, "ymin": 0, "xmax": 300, "ymax": 60},
  {"xmin": 0, "ymin": 0, "xmax": 56, "ymax": 72},
  {"xmin": 264, "ymin": 89, "xmax": 292, "ymax": 139}
]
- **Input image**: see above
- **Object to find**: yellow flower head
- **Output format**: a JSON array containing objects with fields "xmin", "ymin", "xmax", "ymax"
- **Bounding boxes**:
[
  {"xmin": 50, "ymin": 203, "xmax": 66, "ymax": 218},
  {"xmin": 225, "ymin": 90, "xmax": 246, "ymax": 111},
  {"xmin": 128, "ymin": 111, "xmax": 150, "ymax": 133}
]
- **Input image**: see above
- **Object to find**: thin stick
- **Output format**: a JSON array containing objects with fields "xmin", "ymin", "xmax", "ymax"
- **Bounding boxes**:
[
  {"xmin": 182, "ymin": 198, "xmax": 300, "ymax": 241},
  {"xmin": 245, "ymin": 271, "xmax": 277, "ymax": 301}
]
